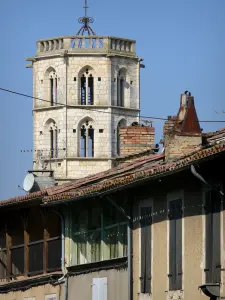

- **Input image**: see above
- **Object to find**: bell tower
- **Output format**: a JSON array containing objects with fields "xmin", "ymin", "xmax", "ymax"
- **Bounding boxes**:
[{"xmin": 26, "ymin": 1, "xmax": 142, "ymax": 184}]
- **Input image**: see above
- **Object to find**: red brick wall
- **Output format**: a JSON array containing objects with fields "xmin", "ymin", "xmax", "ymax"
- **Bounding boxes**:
[{"xmin": 119, "ymin": 126, "xmax": 155, "ymax": 156}]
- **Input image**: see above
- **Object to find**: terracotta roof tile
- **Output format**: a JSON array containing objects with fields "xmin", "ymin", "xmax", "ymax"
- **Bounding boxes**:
[
  {"xmin": 43, "ymin": 142, "xmax": 225, "ymax": 204},
  {"xmin": 1, "ymin": 127, "xmax": 225, "ymax": 208}
]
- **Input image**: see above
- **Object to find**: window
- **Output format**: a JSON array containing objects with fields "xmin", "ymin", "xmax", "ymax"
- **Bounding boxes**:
[
  {"xmin": 140, "ymin": 207, "xmax": 152, "ymax": 294},
  {"xmin": 80, "ymin": 120, "xmax": 94, "ymax": 157},
  {"xmin": 205, "ymin": 190, "xmax": 221, "ymax": 283},
  {"xmin": 49, "ymin": 71, "xmax": 58, "ymax": 106},
  {"xmin": 49, "ymin": 122, "xmax": 58, "ymax": 158},
  {"xmin": 80, "ymin": 69, "xmax": 94, "ymax": 105},
  {"xmin": 71, "ymin": 201, "xmax": 127, "ymax": 266},
  {"xmin": 92, "ymin": 278, "xmax": 107, "ymax": 300},
  {"xmin": 168, "ymin": 199, "xmax": 182, "ymax": 291},
  {"xmin": 45, "ymin": 294, "xmax": 56, "ymax": 300},
  {"xmin": 117, "ymin": 70, "xmax": 126, "ymax": 107},
  {"xmin": 0, "ymin": 209, "xmax": 61, "ymax": 281}
]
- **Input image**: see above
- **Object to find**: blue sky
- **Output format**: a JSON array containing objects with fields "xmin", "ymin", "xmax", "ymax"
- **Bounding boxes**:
[{"xmin": 0, "ymin": 0, "xmax": 225, "ymax": 199}]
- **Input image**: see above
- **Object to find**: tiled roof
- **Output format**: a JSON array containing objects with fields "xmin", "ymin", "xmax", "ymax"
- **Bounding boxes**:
[
  {"xmin": 203, "ymin": 127, "xmax": 225, "ymax": 144},
  {"xmin": 43, "ymin": 142, "xmax": 225, "ymax": 204},
  {"xmin": 1, "ymin": 127, "xmax": 225, "ymax": 208}
]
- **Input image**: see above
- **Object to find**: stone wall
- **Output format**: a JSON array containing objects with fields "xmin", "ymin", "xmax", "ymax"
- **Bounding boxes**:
[
  {"xmin": 32, "ymin": 50, "xmax": 140, "ymax": 181},
  {"xmin": 164, "ymin": 133, "xmax": 202, "ymax": 161},
  {"xmin": 119, "ymin": 126, "xmax": 155, "ymax": 156}
]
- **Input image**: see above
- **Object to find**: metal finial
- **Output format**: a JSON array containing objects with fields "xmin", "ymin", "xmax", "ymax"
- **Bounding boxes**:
[{"xmin": 76, "ymin": 0, "xmax": 96, "ymax": 36}]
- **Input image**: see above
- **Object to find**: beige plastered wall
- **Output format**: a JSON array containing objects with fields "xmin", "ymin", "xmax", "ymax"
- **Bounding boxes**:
[
  {"xmin": 132, "ymin": 184, "xmax": 212, "ymax": 300},
  {"xmin": 0, "ymin": 283, "xmax": 62, "ymax": 300},
  {"xmin": 68, "ymin": 268, "xmax": 128, "ymax": 300}
]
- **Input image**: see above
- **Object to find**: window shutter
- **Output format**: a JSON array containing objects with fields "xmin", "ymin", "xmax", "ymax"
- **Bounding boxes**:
[
  {"xmin": 92, "ymin": 278, "xmax": 100, "ymax": 300},
  {"xmin": 169, "ymin": 201, "xmax": 176, "ymax": 290},
  {"xmin": 212, "ymin": 191, "xmax": 221, "ymax": 283},
  {"xmin": 205, "ymin": 191, "xmax": 213, "ymax": 282},
  {"xmin": 99, "ymin": 277, "xmax": 107, "ymax": 300},
  {"xmin": 169, "ymin": 199, "xmax": 182, "ymax": 290},
  {"xmin": 92, "ymin": 278, "xmax": 107, "ymax": 300},
  {"xmin": 175, "ymin": 200, "xmax": 182, "ymax": 290},
  {"xmin": 45, "ymin": 295, "xmax": 56, "ymax": 300},
  {"xmin": 140, "ymin": 207, "xmax": 152, "ymax": 293},
  {"xmin": 205, "ymin": 191, "xmax": 221, "ymax": 283}
]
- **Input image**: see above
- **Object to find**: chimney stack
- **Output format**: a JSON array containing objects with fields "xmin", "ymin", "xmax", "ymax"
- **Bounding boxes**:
[
  {"xmin": 119, "ymin": 124, "xmax": 155, "ymax": 156},
  {"xmin": 164, "ymin": 92, "xmax": 202, "ymax": 161}
]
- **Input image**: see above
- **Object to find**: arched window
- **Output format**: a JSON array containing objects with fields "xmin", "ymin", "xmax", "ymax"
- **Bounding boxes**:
[
  {"xmin": 117, "ymin": 70, "xmax": 126, "ymax": 107},
  {"xmin": 44, "ymin": 120, "xmax": 58, "ymax": 158},
  {"xmin": 79, "ymin": 119, "xmax": 94, "ymax": 157},
  {"xmin": 80, "ymin": 68, "xmax": 94, "ymax": 105},
  {"xmin": 49, "ymin": 70, "xmax": 58, "ymax": 106},
  {"xmin": 117, "ymin": 119, "xmax": 127, "ymax": 155},
  {"xmin": 44, "ymin": 67, "xmax": 58, "ymax": 107}
]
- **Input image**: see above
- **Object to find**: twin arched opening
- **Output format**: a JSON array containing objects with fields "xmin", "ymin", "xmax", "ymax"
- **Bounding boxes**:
[
  {"xmin": 78, "ymin": 118, "xmax": 95, "ymax": 157},
  {"xmin": 78, "ymin": 66, "xmax": 95, "ymax": 106}
]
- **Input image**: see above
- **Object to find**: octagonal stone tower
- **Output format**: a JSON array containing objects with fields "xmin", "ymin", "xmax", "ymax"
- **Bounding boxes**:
[{"xmin": 26, "ymin": 24, "xmax": 143, "ymax": 183}]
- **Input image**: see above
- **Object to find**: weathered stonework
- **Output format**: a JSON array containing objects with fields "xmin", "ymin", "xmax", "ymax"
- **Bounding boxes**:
[
  {"xmin": 164, "ymin": 134, "xmax": 202, "ymax": 161},
  {"xmin": 30, "ymin": 35, "xmax": 141, "ymax": 182}
]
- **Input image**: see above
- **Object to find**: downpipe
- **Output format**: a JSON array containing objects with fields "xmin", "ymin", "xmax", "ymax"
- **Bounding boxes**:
[
  {"xmin": 128, "ymin": 220, "xmax": 133, "ymax": 300},
  {"xmin": 190, "ymin": 165, "xmax": 224, "ymax": 196}
]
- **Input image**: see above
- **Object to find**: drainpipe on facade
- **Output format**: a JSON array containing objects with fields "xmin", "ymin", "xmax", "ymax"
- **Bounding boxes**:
[
  {"xmin": 127, "ymin": 219, "xmax": 133, "ymax": 300},
  {"xmin": 53, "ymin": 209, "xmax": 68, "ymax": 300},
  {"xmin": 190, "ymin": 165, "xmax": 224, "ymax": 196},
  {"xmin": 190, "ymin": 165, "xmax": 223, "ymax": 300}
]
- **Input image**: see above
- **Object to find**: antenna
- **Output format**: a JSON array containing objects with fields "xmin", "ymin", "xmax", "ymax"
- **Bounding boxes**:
[{"xmin": 76, "ymin": 0, "xmax": 96, "ymax": 36}]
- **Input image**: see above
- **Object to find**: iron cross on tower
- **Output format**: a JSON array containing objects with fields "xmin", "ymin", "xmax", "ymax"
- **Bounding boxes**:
[{"xmin": 77, "ymin": 0, "xmax": 96, "ymax": 35}]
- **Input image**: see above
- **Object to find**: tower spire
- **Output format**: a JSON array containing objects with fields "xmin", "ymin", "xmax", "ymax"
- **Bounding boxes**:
[{"xmin": 77, "ymin": 0, "xmax": 96, "ymax": 36}]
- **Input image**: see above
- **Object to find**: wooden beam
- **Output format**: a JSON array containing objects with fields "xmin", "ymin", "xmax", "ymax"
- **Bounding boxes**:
[
  {"xmin": 6, "ymin": 222, "xmax": 12, "ymax": 281},
  {"xmin": 42, "ymin": 209, "xmax": 49, "ymax": 274},
  {"xmin": 23, "ymin": 210, "xmax": 29, "ymax": 276}
]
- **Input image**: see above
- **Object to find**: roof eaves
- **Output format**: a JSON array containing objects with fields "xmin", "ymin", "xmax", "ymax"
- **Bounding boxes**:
[{"xmin": 42, "ymin": 142, "xmax": 225, "ymax": 205}]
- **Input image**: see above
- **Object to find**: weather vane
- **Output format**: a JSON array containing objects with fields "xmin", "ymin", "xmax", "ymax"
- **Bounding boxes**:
[{"xmin": 76, "ymin": 0, "xmax": 96, "ymax": 35}]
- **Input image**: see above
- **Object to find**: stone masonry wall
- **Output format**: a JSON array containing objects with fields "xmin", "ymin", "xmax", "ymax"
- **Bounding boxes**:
[
  {"xmin": 32, "ymin": 53, "xmax": 140, "ymax": 181},
  {"xmin": 119, "ymin": 126, "xmax": 155, "ymax": 156},
  {"xmin": 164, "ymin": 133, "xmax": 202, "ymax": 161}
]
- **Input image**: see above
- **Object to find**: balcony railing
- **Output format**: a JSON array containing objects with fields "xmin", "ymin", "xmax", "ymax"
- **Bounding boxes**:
[{"xmin": 36, "ymin": 36, "xmax": 136, "ymax": 57}]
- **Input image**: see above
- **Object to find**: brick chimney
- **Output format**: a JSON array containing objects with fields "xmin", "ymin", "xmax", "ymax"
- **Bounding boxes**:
[
  {"xmin": 119, "ymin": 124, "xmax": 155, "ymax": 156},
  {"xmin": 164, "ymin": 92, "xmax": 202, "ymax": 161}
]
